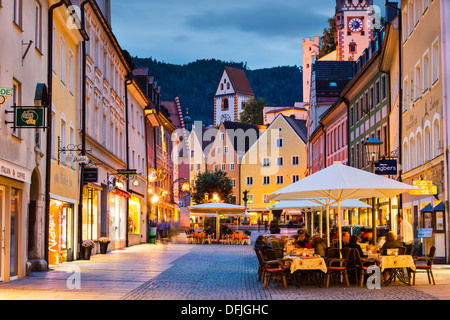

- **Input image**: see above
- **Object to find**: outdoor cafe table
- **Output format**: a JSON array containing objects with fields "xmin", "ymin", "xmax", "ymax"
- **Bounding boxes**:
[
  {"xmin": 282, "ymin": 255, "xmax": 327, "ymax": 287},
  {"xmin": 377, "ymin": 254, "xmax": 416, "ymax": 285}
]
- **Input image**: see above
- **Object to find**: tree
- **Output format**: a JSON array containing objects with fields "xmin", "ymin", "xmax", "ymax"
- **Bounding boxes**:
[
  {"xmin": 191, "ymin": 170, "xmax": 234, "ymax": 204},
  {"xmin": 318, "ymin": 18, "xmax": 336, "ymax": 59},
  {"xmin": 239, "ymin": 97, "xmax": 267, "ymax": 125}
]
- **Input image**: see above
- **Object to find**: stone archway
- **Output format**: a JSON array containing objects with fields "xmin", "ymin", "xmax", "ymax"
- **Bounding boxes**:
[{"xmin": 27, "ymin": 168, "xmax": 47, "ymax": 271}]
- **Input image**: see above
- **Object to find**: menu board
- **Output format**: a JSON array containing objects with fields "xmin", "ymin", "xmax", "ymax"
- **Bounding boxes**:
[{"xmin": 417, "ymin": 228, "xmax": 433, "ymax": 238}]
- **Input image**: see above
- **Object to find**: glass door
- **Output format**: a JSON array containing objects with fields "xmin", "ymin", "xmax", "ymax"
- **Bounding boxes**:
[{"xmin": 10, "ymin": 188, "xmax": 19, "ymax": 278}]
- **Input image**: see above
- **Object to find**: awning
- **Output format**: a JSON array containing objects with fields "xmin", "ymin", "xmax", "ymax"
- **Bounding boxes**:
[
  {"xmin": 420, "ymin": 203, "xmax": 433, "ymax": 213},
  {"xmin": 432, "ymin": 202, "xmax": 445, "ymax": 212}
]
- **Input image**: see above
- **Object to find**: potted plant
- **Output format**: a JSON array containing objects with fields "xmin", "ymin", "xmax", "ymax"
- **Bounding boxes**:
[
  {"xmin": 81, "ymin": 240, "xmax": 95, "ymax": 260},
  {"xmin": 98, "ymin": 237, "xmax": 110, "ymax": 254}
]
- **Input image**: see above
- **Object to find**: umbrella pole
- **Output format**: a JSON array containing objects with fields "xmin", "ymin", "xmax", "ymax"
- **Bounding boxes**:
[
  {"xmin": 320, "ymin": 210, "xmax": 323, "ymax": 238},
  {"xmin": 311, "ymin": 211, "xmax": 314, "ymax": 235},
  {"xmin": 338, "ymin": 201, "xmax": 342, "ymax": 250},
  {"xmin": 326, "ymin": 204, "xmax": 330, "ymax": 247},
  {"xmin": 216, "ymin": 212, "xmax": 220, "ymax": 241}
]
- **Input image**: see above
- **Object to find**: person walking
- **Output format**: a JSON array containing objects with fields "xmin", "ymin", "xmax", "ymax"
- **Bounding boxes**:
[
  {"xmin": 257, "ymin": 218, "xmax": 261, "ymax": 232},
  {"xmin": 397, "ymin": 214, "xmax": 413, "ymax": 245}
]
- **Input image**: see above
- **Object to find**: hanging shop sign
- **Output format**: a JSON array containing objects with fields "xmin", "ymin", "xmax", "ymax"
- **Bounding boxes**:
[
  {"xmin": 409, "ymin": 179, "xmax": 438, "ymax": 195},
  {"xmin": 116, "ymin": 169, "xmax": 137, "ymax": 176},
  {"xmin": 83, "ymin": 167, "xmax": 98, "ymax": 183},
  {"xmin": 16, "ymin": 107, "xmax": 44, "ymax": 127},
  {"xmin": 374, "ymin": 159, "xmax": 397, "ymax": 175},
  {"xmin": 63, "ymin": 154, "xmax": 89, "ymax": 164}
]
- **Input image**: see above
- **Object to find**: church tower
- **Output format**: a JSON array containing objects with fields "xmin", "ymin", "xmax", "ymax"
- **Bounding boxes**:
[
  {"xmin": 214, "ymin": 67, "xmax": 254, "ymax": 126},
  {"xmin": 335, "ymin": 0, "xmax": 374, "ymax": 61}
]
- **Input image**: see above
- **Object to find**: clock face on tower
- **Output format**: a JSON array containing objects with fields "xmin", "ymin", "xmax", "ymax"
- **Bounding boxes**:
[{"xmin": 348, "ymin": 17, "xmax": 364, "ymax": 33}]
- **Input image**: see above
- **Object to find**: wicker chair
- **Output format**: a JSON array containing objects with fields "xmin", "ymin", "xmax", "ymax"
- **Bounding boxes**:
[
  {"xmin": 412, "ymin": 246, "xmax": 436, "ymax": 285},
  {"xmin": 324, "ymin": 257, "xmax": 349, "ymax": 288}
]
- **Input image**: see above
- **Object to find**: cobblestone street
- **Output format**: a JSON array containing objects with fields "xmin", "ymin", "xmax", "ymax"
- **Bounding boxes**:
[{"xmin": 1, "ymin": 232, "xmax": 450, "ymax": 301}]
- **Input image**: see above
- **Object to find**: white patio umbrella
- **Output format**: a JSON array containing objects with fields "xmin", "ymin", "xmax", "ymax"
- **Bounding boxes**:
[
  {"xmin": 267, "ymin": 199, "xmax": 372, "ymax": 245},
  {"xmin": 267, "ymin": 162, "xmax": 419, "ymax": 249},
  {"xmin": 187, "ymin": 202, "xmax": 247, "ymax": 240}
]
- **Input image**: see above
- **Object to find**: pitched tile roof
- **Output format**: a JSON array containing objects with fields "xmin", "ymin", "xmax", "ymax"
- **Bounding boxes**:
[{"xmin": 223, "ymin": 66, "xmax": 254, "ymax": 95}]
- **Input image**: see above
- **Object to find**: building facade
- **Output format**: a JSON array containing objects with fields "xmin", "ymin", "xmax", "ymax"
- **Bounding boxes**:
[
  {"xmin": 399, "ymin": 0, "xmax": 447, "ymax": 262},
  {"xmin": 240, "ymin": 114, "xmax": 308, "ymax": 224},
  {"xmin": 81, "ymin": 0, "xmax": 133, "ymax": 252}
]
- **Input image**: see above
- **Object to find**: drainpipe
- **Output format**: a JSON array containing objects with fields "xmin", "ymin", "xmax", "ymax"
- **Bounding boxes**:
[
  {"xmin": 385, "ymin": 1, "xmax": 403, "ymax": 214},
  {"xmin": 124, "ymin": 73, "xmax": 133, "ymax": 247},
  {"xmin": 45, "ymin": 0, "xmax": 69, "ymax": 270},
  {"xmin": 77, "ymin": 0, "xmax": 90, "ymax": 261}
]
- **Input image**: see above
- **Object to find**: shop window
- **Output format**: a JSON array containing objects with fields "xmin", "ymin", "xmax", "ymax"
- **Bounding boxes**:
[
  {"xmin": 128, "ymin": 196, "xmax": 140, "ymax": 235},
  {"xmin": 82, "ymin": 188, "xmax": 98, "ymax": 241}
]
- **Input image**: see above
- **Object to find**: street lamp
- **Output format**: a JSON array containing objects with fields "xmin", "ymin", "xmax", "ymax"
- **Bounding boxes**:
[
  {"xmin": 364, "ymin": 137, "xmax": 383, "ymax": 165},
  {"xmin": 364, "ymin": 137, "xmax": 383, "ymax": 245}
]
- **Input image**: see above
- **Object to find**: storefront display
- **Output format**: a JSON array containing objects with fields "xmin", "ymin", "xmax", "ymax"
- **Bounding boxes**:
[
  {"xmin": 82, "ymin": 187, "xmax": 98, "ymax": 241},
  {"xmin": 128, "ymin": 196, "xmax": 140, "ymax": 235},
  {"xmin": 48, "ymin": 199, "xmax": 75, "ymax": 265},
  {"xmin": 109, "ymin": 190, "xmax": 127, "ymax": 243}
]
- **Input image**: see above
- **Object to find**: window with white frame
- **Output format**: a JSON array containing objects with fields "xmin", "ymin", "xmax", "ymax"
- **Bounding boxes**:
[
  {"xmin": 246, "ymin": 177, "xmax": 253, "ymax": 186},
  {"xmin": 416, "ymin": 131, "xmax": 422, "ymax": 166},
  {"xmin": 60, "ymin": 37, "xmax": 66, "ymax": 85},
  {"xmin": 292, "ymin": 156, "xmax": 299, "ymax": 165},
  {"xmin": 12, "ymin": 80, "xmax": 22, "ymax": 139},
  {"xmin": 276, "ymin": 138, "xmax": 283, "ymax": 147},
  {"xmin": 231, "ymin": 179, "xmax": 236, "ymax": 188},
  {"xmin": 414, "ymin": 0, "xmax": 420, "ymax": 26},
  {"xmin": 70, "ymin": 126, "xmax": 75, "ymax": 169},
  {"xmin": 424, "ymin": 126, "xmax": 431, "ymax": 161},
  {"xmin": 224, "ymin": 146, "xmax": 229, "ymax": 154},
  {"xmin": 276, "ymin": 157, "xmax": 284, "ymax": 166},
  {"xmin": 51, "ymin": 109, "xmax": 56, "ymax": 158},
  {"xmin": 216, "ymin": 147, "xmax": 221, "ymax": 155},
  {"xmin": 276, "ymin": 176, "xmax": 284, "ymax": 185},
  {"xmin": 221, "ymin": 164, "xmax": 226, "ymax": 171},
  {"xmin": 263, "ymin": 176, "xmax": 270, "ymax": 185},
  {"xmin": 60, "ymin": 117, "xmax": 67, "ymax": 164},
  {"xmin": 432, "ymin": 39, "xmax": 439, "ymax": 84},
  {"xmin": 68, "ymin": 50, "xmax": 74, "ymax": 94},
  {"xmin": 382, "ymin": 75, "xmax": 387, "ymax": 100},
  {"xmin": 35, "ymin": 1, "xmax": 42, "ymax": 51},
  {"xmin": 230, "ymin": 163, "xmax": 235, "ymax": 171},
  {"xmin": 13, "ymin": 0, "xmax": 22, "ymax": 28},
  {"xmin": 292, "ymin": 175, "xmax": 300, "ymax": 183},
  {"xmin": 414, "ymin": 62, "xmax": 421, "ymax": 100},
  {"xmin": 422, "ymin": 0, "xmax": 428, "ymax": 14},
  {"xmin": 423, "ymin": 51, "xmax": 429, "ymax": 92},
  {"xmin": 262, "ymin": 158, "xmax": 270, "ymax": 167},
  {"xmin": 220, "ymin": 133, "xmax": 225, "ymax": 141},
  {"xmin": 403, "ymin": 77, "xmax": 409, "ymax": 112},
  {"xmin": 434, "ymin": 119, "xmax": 440, "ymax": 157}
]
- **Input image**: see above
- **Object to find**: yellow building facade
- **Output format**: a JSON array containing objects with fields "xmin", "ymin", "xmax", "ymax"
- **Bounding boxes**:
[
  {"xmin": 240, "ymin": 114, "xmax": 307, "ymax": 224},
  {"xmin": 399, "ymin": 0, "xmax": 446, "ymax": 261},
  {"xmin": 49, "ymin": 6, "xmax": 86, "ymax": 265}
]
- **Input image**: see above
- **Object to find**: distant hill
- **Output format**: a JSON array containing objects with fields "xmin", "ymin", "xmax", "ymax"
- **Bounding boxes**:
[{"xmin": 133, "ymin": 58, "xmax": 303, "ymax": 125}]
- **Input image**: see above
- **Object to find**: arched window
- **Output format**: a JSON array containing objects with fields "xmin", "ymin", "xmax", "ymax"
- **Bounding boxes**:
[
  {"xmin": 403, "ymin": 141, "xmax": 409, "ymax": 172},
  {"xmin": 424, "ymin": 126, "xmax": 431, "ymax": 161},
  {"xmin": 433, "ymin": 119, "xmax": 440, "ymax": 157},
  {"xmin": 416, "ymin": 131, "xmax": 422, "ymax": 166},
  {"xmin": 222, "ymin": 98, "xmax": 229, "ymax": 111},
  {"xmin": 409, "ymin": 136, "xmax": 415, "ymax": 170}
]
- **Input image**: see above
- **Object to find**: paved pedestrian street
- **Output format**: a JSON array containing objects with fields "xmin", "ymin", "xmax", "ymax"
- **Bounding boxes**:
[{"xmin": 1, "ymin": 232, "xmax": 450, "ymax": 302}]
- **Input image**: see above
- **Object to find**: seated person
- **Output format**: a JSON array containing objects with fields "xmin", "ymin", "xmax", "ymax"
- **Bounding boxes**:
[
  {"xmin": 311, "ymin": 234, "xmax": 326, "ymax": 257},
  {"xmin": 295, "ymin": 230, "xmax": 312, "ymax": 249},
  {"xmin": 254, "ymin": 235, "xmax": 271, "ymax": 251},
  {"xmin": 205, "ymin": 225, "xmax": 214, "ymax": 235},
  {"xmin": 380, "ymin": 232, "xmax": 404, "ymax": 255},
  {"xmin": 347, "ymin": 235, "xmax": 365, "ymax": 258},
  {"xmin": 333, "ymin": 231, "xmax": 350, "ymax": 249},
  {"xmin": 361, "ymin": 230, "xmax": 374, "ymax": 244}
]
